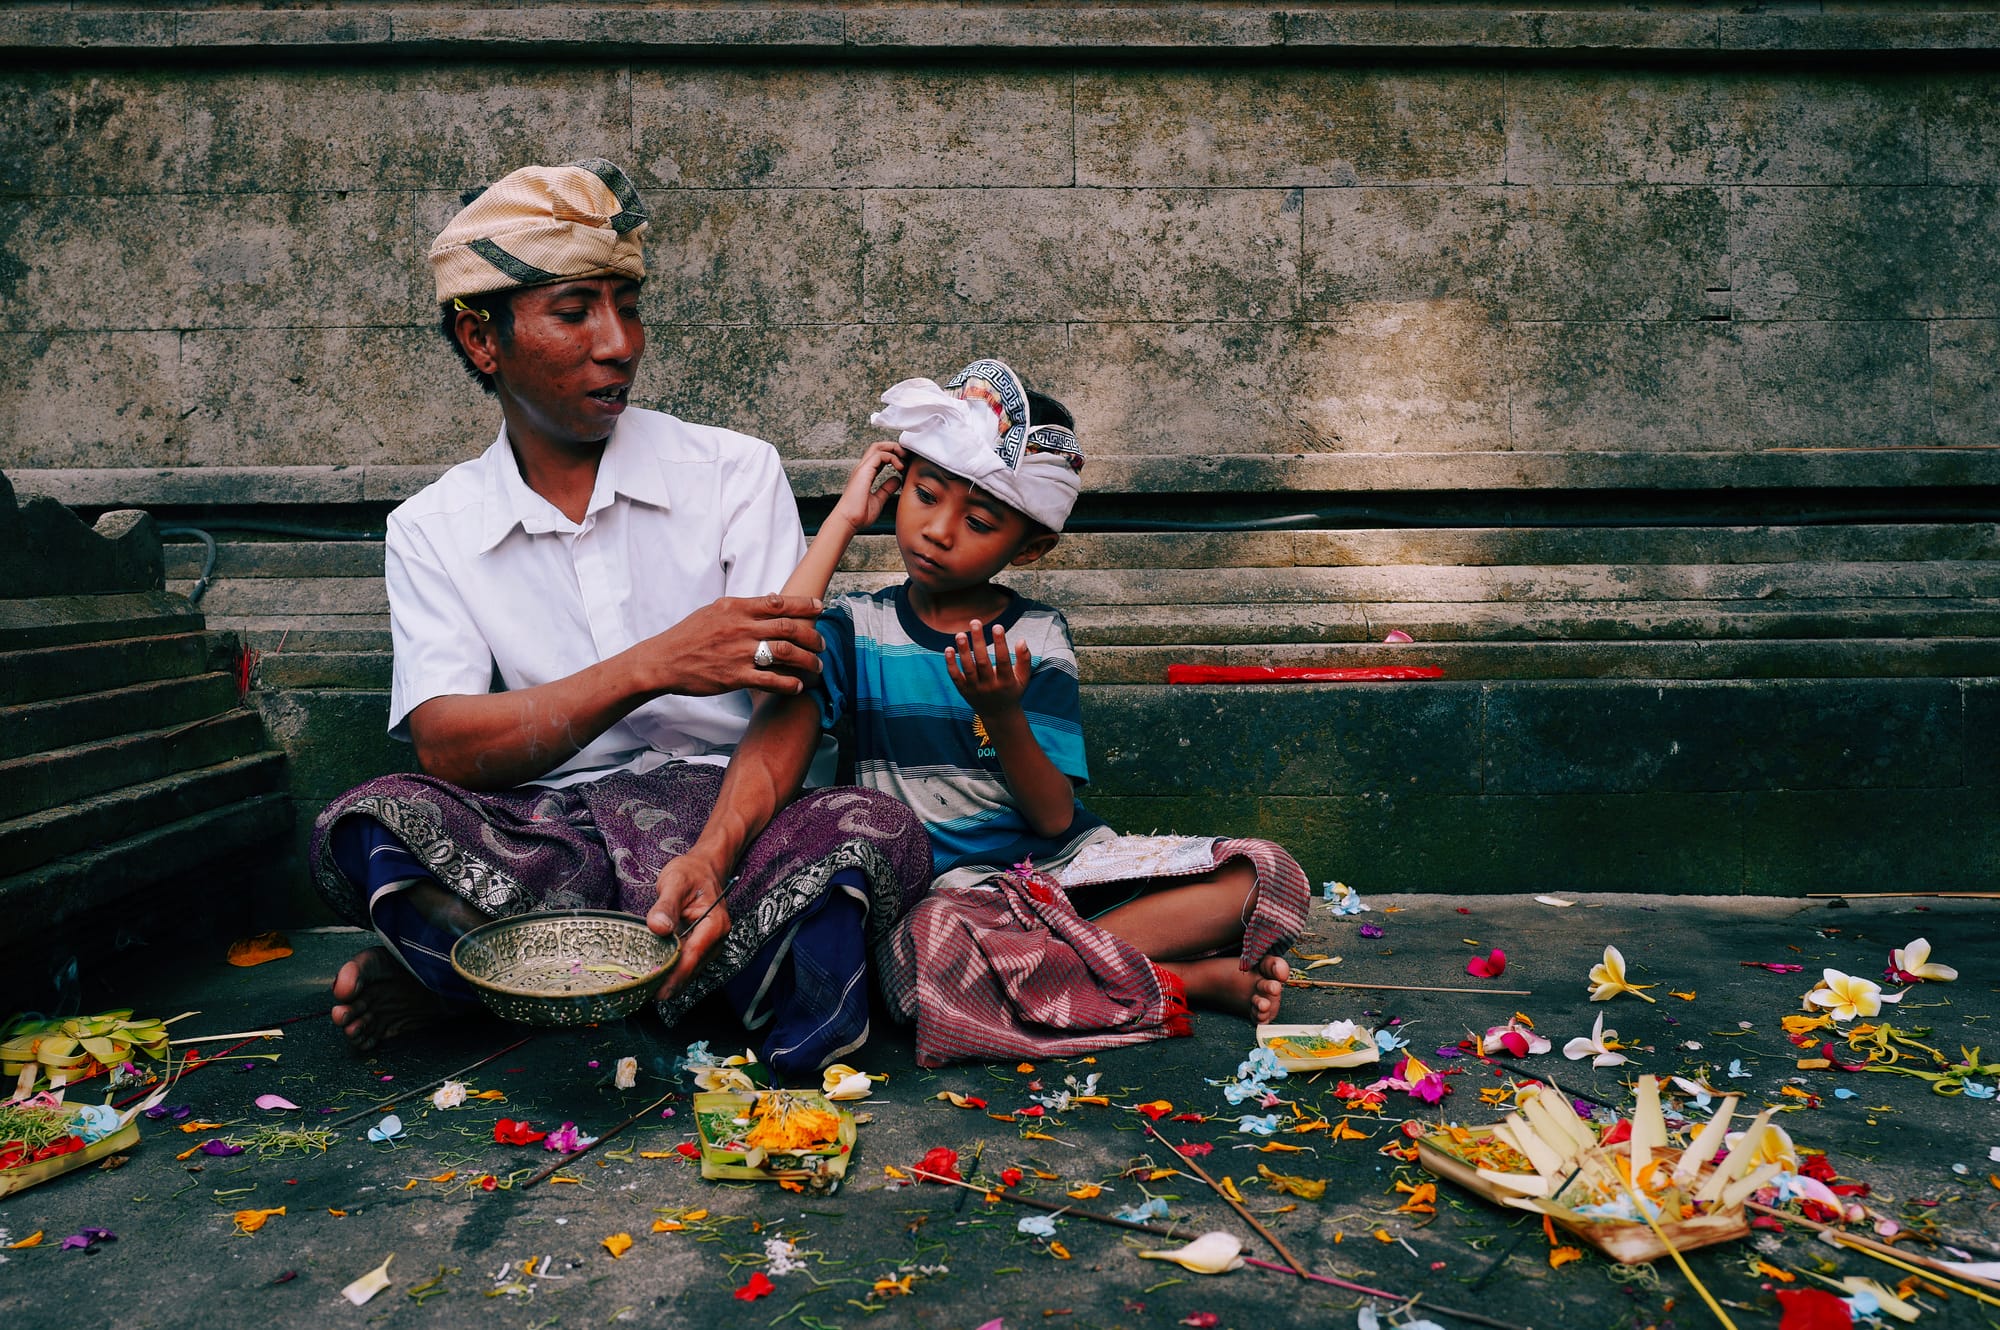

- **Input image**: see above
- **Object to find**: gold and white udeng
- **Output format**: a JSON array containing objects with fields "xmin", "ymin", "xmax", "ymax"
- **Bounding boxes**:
[{"xmin": 1430, "ymin": 1076, "xmax": 1775, "ymax": 1264}]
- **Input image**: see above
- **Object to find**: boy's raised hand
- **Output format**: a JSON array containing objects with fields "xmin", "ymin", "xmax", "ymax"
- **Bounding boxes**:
[
  {"xmin": 945, "ymin": 619, "xmax": 1032, "ymax": 716},
  {"xmin": 826, "ymin": 440, "xmax": 908, "ymax": 536}
]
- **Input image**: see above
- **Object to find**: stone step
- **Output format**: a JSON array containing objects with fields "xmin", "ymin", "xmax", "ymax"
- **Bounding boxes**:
[
  {"xmin": 0, "ymin": 708, "xmax": 271, "ymax": 822},
  {"xmin": 0, "ymin": 750, "xmax": 287, "ymax": 876},
  {"xmin": 0, "ymin": 792, "xmax": 291, "ymax": 941},
  {"xmin": 1065, "ymin": 598, "xmax": 2000, "ymax": 645},
  {"xmin": 0, "ymin": 631, "xmax": 239, "ymax": 707},
  {"xmin": 1070, "ymin": 638, "xmax": 2000, "ymax": 684},
  {"xmin": 242, "ymin": 636, "xmax": 2000, "ymax": 689},
  {"xmin": 160, "ymin": 523, "xmax": 2000, "ymax": 581},
  {"xmin": 1, "ymin": 671, "xmax": 242, "ymax": 761},
  {"xmin": 0, "ymin": 591, "xmax": 201, "ymax": 651},
  {"xmin": 209, "ymin": 596, "xmax": 2000, "ymax": 654},
  {"xmin": 173, "ymin": 559, "xmax": 2000, "ymax": 619}
]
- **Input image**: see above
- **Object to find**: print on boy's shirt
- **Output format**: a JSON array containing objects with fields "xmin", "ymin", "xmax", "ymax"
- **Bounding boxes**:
[{"xmin": 972, "ymin": 714, "xmax": 996, "ymax": 761}]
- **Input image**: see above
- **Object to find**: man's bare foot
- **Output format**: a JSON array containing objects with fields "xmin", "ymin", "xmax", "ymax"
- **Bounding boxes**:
[
  {"xmin": 1162, "ymin": 954, "xmax": 1290, "ymax": 1023},
  {"xmin": 329, "ymin": 946, "xmax": 455, "ymax": 1052}
]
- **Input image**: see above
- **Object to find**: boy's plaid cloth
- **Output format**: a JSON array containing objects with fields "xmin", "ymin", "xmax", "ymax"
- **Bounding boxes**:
[{"xmin": 878, "ymin": 837, "xmax": 1309, "ymax": 1067}]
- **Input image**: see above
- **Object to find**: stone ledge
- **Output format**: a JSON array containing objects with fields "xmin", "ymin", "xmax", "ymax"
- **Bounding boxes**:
[
  {"xmin": 23, "ymin": 450, "xmax": 2000, "ymax": 509},
  {"xmin": 3, "ymin": 7, "xmax": 1999, "ymax": 58}
]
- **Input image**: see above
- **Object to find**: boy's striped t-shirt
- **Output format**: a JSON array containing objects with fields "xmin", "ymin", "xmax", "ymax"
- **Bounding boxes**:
[{"xmin": 813, "ymin": 583, "xmax": 1108, "ymax": 880}]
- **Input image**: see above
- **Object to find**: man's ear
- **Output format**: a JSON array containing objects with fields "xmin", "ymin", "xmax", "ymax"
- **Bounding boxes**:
[
  {"xmin": 455, "ymin": 308, "xmax": 502, "ymax": 379},
  {"xmin": 1009, "ymin": 531, "xmax": 1060, "ymax": 568}
]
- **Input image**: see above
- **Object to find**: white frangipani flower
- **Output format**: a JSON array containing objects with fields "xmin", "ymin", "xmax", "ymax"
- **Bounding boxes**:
[
  {"xmin": 430, "ymin": 1080, "xmax": 467, "ymax": 1110},
  {"xmin": 1563, "ymin": 1012, "xmax": 1629, "ymax": 1068},
  {"xmin": 1804, "ymin": 968, "xmax": 1903, "ymax": 1022},
  {"xmin": 1137, "ymin": 1231, "xmax": 1245, "ymax": 1275},
  {"xmin": 1889, "ymin": 938, "xmax": 1957, "ymax": 982},
  {"xmin": 1587, "ymin": 945, "xmax": 1657, "ymax": 1003}
]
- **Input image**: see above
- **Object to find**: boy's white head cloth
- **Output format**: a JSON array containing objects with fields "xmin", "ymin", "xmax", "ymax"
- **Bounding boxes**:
[{"xmin": 868, "ymin": 358, "xmax": 1083, "ymax": 532}]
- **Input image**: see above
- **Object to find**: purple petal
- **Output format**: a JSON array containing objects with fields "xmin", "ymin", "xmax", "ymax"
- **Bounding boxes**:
[
  {"xmin": 1571, "ymin": 1099, "xmax": 1597, "ymax": 1119},
  {"xmin": 201, "ymin": 1140, "xmax": 245, "ymax": 1156},
  {"xmin": 1433, "ymin": 1046, "xmax": 1464, "ymax": 1059},
  {"xmin": 1359, "ymin": 924, "xmax": 1384, "ymax": 938}
]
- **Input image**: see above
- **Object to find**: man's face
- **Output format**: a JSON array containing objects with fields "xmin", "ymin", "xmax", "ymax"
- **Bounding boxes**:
[
  {"xmin": 894, "ymin": 458, "xmax": 1049, "ymax": 595},
  {"xmin": 478, "ymin": 277, "xmax": 644, "ymax": 452}
]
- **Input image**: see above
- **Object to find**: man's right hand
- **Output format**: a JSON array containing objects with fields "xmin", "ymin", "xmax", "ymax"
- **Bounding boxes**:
[
  {"xmin": 650, "ymin": 855, "xmax": 733, "ymax": 1002},
  {"xmin": 644, "ymin": 593, "xmax": 825, "ymax": 698}
]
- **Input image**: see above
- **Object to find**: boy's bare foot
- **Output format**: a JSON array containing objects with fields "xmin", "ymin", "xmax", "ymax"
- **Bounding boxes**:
[
  {"xmin": 329, "ymin": 946, "xmax": 454, "ymax": 1052},
  {"xmin": 1163, "ymin": 954, "xmax": 1290, "ymax": 1023}
]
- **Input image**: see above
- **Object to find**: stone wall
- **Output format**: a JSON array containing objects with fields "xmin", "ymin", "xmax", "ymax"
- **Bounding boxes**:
[{"xmin": 4, "ymin": 4, "xmax": 1999, "ymax": 490}]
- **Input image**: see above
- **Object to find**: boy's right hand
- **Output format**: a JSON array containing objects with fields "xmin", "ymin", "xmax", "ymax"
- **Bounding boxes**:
[{"xmin": 826, "ymin": 440, "xmax": 909, "ymax": 536}]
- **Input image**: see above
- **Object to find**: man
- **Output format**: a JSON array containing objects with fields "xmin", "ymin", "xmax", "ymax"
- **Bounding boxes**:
[{"xmin": 310, "ymin": 159, "xmax": 931, "ymax": 1076}]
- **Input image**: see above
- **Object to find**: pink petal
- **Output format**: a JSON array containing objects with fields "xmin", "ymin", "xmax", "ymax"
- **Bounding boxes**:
[
  {"xmin": 1498, "ymin": 1031, "xmax": 1530, "ymax": 1057},
  {"xmin": 255, "ymin": 1094, "xmax": 300, "ymax": 1111}
]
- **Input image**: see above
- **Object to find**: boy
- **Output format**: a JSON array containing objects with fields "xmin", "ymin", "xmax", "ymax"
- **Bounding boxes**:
[{"xmin": 777, "ymin": 360, "xmax": 1306, "ymax": 1056}]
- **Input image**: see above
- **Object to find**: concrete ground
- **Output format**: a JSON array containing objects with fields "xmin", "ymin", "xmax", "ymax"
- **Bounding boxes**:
[{"xmin": 2, "ymin": 894, "xmax": 1996, "ymax": 1330}]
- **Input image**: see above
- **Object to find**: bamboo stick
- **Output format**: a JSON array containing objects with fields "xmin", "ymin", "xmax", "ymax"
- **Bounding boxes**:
[
  {"xmin": 521, "ymin": 1089, "xmax": 677, "ymax": 1188},
  {"xmin": 1136, "ymin": 1113, "xmax": 1311, "ymax": 1279},
  {"xmin": 1287, "ymin": 978, "xmax": 1535, "ymax": 996},
  {"xmin": 1745, "ymin": 1201, "xmax": 2000, "ymax": 1306},
  {"xmin": 326, "ymin": 1035, "xmax": 536, "ymax": 1130},
  {"xmin": 909, "ymin": 1169, "xmax": 1530, "ymax": 1330}
]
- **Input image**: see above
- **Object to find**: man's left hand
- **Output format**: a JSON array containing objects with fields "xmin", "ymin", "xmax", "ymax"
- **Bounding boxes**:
[{"xmin": 649, "ymin": 856, "xmax": 733, "ymax": 1002}]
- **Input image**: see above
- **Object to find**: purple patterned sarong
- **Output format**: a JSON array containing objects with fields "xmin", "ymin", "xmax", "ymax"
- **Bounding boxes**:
[{"xmin": 310, "ymin": 764, "xmax": 933, "ymax": 1032}]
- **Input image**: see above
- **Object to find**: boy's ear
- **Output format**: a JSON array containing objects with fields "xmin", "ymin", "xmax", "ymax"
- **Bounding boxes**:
[{"xmin": 1009, "ymin": 531, "xmax": 1059, "ymax": 568}]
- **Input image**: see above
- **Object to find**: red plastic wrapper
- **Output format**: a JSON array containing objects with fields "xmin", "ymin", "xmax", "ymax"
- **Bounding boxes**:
[{"xmin": 1165, "ymin": 665, "xmax": 1443, "ymax": 684}]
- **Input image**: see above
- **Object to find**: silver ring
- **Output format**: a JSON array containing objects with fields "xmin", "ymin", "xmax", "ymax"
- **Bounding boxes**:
[{"xmin": 752, "ymin": 639, "xmax": 774, "ymax": 669}]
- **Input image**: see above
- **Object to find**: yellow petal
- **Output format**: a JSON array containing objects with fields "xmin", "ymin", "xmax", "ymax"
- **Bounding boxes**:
[
  {"xmin": 1256, "ymin": 1164, "xmax": 1326, "ymax": 1199},
  {"xmin": 1218, "ymin": 1176, "xmax": 1245, "ymax": 1203},
  {"xmin": 1048, "ymin": 1241, "xmax": 1071, "ymax": 1260},
  {"xmin": 232, "ymin": 1206, "xmax": 286, "ymax": 1234},
  {"xmin": 1067, "ymin": 1184, "xmax": 1103, "ymax": 1200},
  {"xmin": 5, "ymin": 1231, "xmax": 43, "ymax": 1248},
  {"xmin": 602, "ymin": 1232, "xmax": 633, "ymax": 1259},
  {"xmin": 1549, "ymin": 1246, "xmax": 1583, "ymax": 1269},
  {"xmin": 652, "ymin": 1219, "xmax": 683, "ymax": 1232}
]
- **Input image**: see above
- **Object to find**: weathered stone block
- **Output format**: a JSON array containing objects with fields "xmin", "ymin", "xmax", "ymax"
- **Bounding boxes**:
[
  {"xmin": 1961, "ymin": 680, "xmax": 2000, "ymax": 789},
  {"xmin": 645, "ymin": 189, "xmax": 861, "ymax": 326},
  {"xmin": 0, "ymin": 333, "xmax": 183, "ymax": 467},
  {"xmin": 641, "ymin": 322, "xmax": 1071, "ymax": 459},
  {"xmin": 0, "ymin": 72, "xmax": 188, "ymax": 197},
  {"xmin": 1302, "ymin": 186, "xmax": 1509, "ymax": 315},
  {"xmin": 631, "ymin": 67, "xmax": 1072, "ymax": 188},
  {"xmin": 1082, "ymin": 683, "xmax": 1483, "ymax": 798},
  {"xmin": 0, "ymin": 190, "xmax": 422, "ymax": 332},
  {"xmin": 1483, "ymin": 679, "xmax": 1962, "ymax": 795},
  {"xmin": 183, "ymin": 64, "xmax": 629, "ymax": 194},
  {"xmin": 1052, "ymin": 321, "xmax": 1308, "ymax": 455},
  {"xmin": 847, "ymin": 7, "xmax": 1281, "ymax": 49},
  {"xmin": 864, "ymin": 188, "xmax": 1298, "ymax": 323},
  {"xmin": 1732, "ymin": 185, "xmax": 2000, "ymax": 320},
  {"xmin": 253, "ymin": 688, "xmax": 415, "ymax": 806},
  {"xmin": 1740, "ymin": 788, "xmax": 1973, "ymax": 892},
  {"xmin": 1075, "ymin": 70, "xmax": 1504, "ymax": 187},
  {"xmin": 1739, "ymin": 321, "xmax": 1932, "ymax": 448},
  {"xmin": 1925, "ymin": 75, "xmax": 2000, "ymax": 185},
  {"xmin": 1506, "ymin": 71, "xmax": 1924, "ymax": 186},
  {"xmin": 1504, "ymin": 186, "xmax": 1729, "ymax": 321},
  {"xmin": 1508, "ymin": 322, "xmax": 1746, "ymax": 452},
  {"xmin": 1930, "ymin": 319, "xmax": 2000, "ymax": 448},
  {"xmin": 179, "ymin": 326, "xmax": 478, "ymax": 468},
  {"xmin": 1290, "ymin": 316, "xmax": 1512, "ymax": 453}
]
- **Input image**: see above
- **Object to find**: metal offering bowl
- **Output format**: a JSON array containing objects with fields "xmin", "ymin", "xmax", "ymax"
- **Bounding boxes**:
[{"xmin": 450, "ymin": 910, "xmax": 678, "ymax": 1027}]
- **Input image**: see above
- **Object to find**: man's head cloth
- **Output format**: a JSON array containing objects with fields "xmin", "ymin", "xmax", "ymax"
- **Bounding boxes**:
[{"xmin": 429, "ymin": 159, "xmax": 647, "ymax": 305}]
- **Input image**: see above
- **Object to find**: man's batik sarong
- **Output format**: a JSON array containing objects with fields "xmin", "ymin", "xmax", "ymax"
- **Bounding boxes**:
[
  {"xmin": 311, "ymin": 765, "xmax": 932, "ymax": 1076},
  {"xmin": 878, "ymin": 836, "xmax": 1309, "ymax": 1067}
]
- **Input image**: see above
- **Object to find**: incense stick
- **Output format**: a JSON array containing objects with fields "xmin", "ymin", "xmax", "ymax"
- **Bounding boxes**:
[
  {"xmin": 910, "ymin": 1169, "xmax": 1528, "ymax": 1330},
  {"xmin": 521, "ymin": 1089, "xmax": 677, "ymax": 1188},
  {"xmin": 1616, "ymin": 1173, "xmax": 1738, "ymax": 1330},
  {"xmin": 1745, "ymin": 1201, "xmax": 2000, "ymax": 1306},
  {"xmin": 1136, "ymin": 1114, "xmax": 1310, "ymax": 1279},
  {"xmin": 1287, "ymin": 979, "xmax": 1535, "ymax": 996},
  {"xmin": 326, "ymin": 1035, "xmax": 536, "ymax": 1130}
]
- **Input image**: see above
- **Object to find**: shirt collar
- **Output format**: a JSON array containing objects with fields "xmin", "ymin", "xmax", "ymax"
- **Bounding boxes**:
[{"xmin": 476, "ymin": 415, "xmax": 674, "ymax": 554}]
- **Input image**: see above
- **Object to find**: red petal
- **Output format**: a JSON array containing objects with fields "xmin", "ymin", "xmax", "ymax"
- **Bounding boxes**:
[
  {"xmin": 1498, "ymin": 1032, "xmax": 1531, "ymax": 1058},
  {"xmin": 1000, "ymin": 1168, "xmax": 1023, "ymax": 1187},
  {"xmin": 1776, "ymin": 1288, "xmax": 1855, "ymax": 1330},
  {"xmin": 735, "ymin": 1271, "xmax": 777, "ymax": 1302},
  {"xmin": 1600, "ymin": 1121, "xmax": 1633, "ymax": 1146},
  {"xmin": 917, "ymin": 1147, "xmax": 961, "ymax": 1182}
]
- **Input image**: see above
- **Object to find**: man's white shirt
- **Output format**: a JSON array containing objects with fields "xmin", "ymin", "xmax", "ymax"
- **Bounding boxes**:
[{"xmin": 385, "ymin": 407, "xmax": 809, "ymax": 789}]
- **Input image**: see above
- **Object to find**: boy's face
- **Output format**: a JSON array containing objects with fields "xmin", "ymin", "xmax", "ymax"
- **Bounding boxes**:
[{"xmin": 895, "ymin": 458, "xmax": 1055, "ymax": 596}]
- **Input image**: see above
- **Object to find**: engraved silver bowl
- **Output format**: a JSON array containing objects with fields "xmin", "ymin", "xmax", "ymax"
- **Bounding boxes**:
[{"xmin": 450, "ymin": 910, "xmax": 678, "ymax": 1027}]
